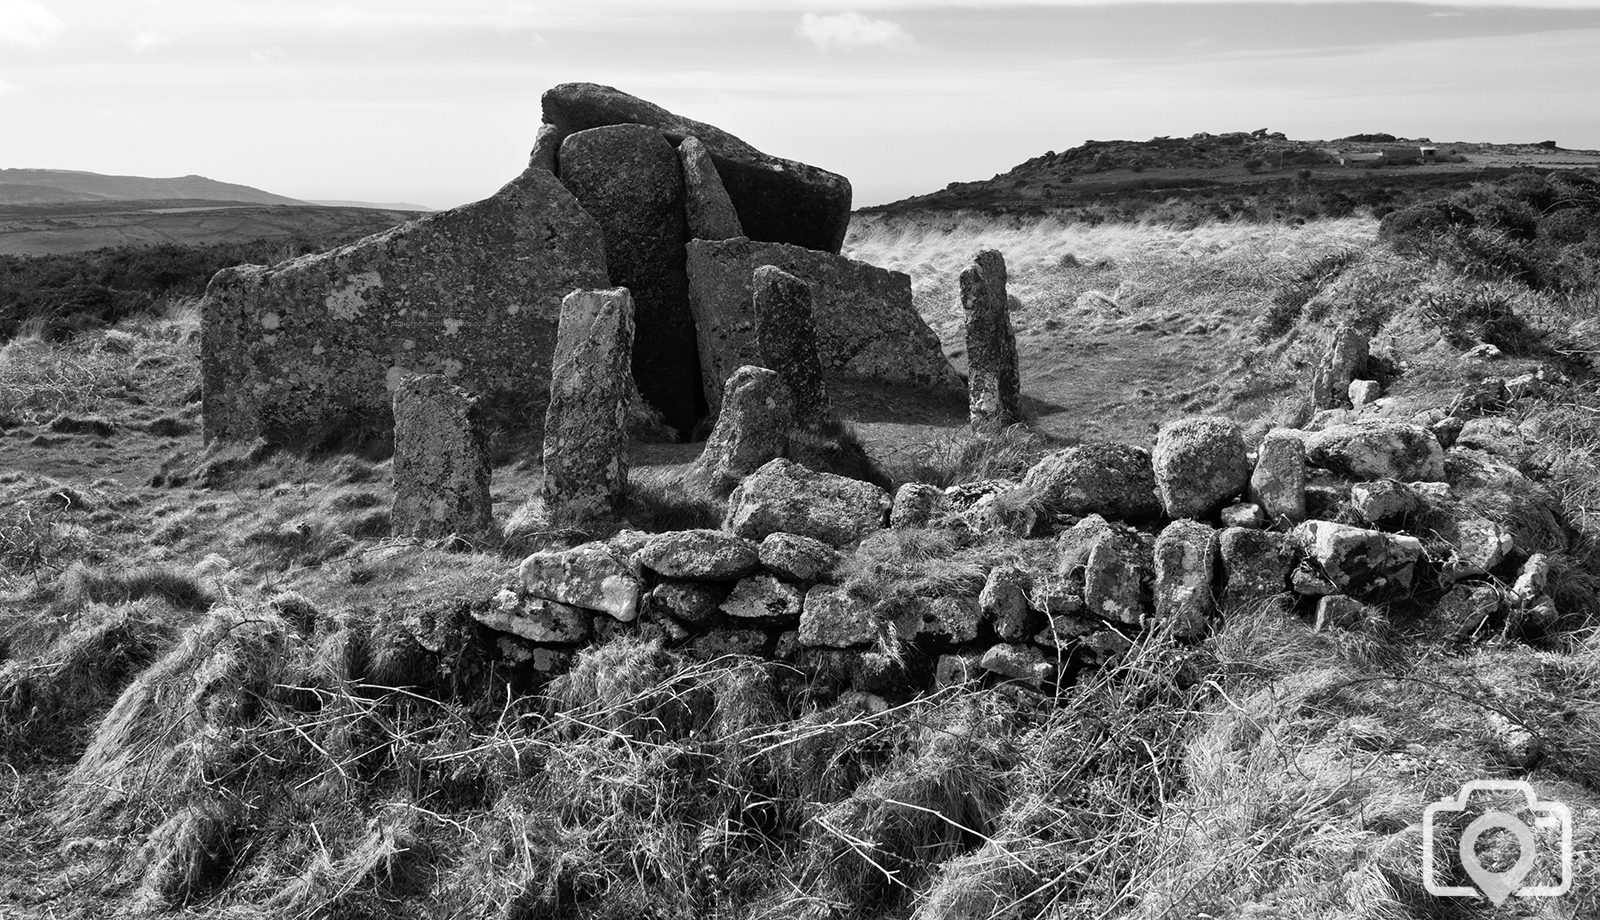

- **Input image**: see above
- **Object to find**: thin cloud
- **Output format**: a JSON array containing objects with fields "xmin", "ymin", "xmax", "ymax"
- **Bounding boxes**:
[
  {"xmin": 799, "ymin": 11, "xmax": 916, "ymax": 51},
  {"xmin": 0, "ymin": 0, "xmax": 64, "ymax": 46},
  {"xmin": 131, "ymin": 28, "xmax": 170, "ymax": 52},
  {"xmin": 0, "ymin": 75, "xmax": 15, "ymax": 94}
]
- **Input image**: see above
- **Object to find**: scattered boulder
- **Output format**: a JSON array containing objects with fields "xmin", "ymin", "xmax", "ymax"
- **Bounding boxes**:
[
  {"xmin": 201, "ymin": 167, "xmax": 608, "ymax": 447},
  {"xmin": 557, "ymin": 123, "xmax": 700, "ymax": 430},
  {"xmin": 1304, "ymin": 421, "xmax": 1445, "ymax": 482},
  {"xmin": 635, "ymin": 529, "xmax": 762, "ymax": 581},
  {"xmin": 678, "ymin": 136, "xmax": 744, "ymax": 241},
  {"xmin": 1291, "ymin": 521, "xmax": 1423, "ymax": 601},
  {"xmin": 1436, "ymin": 583, "xmax": 1503, "ymax": 640},
  {"xmin": 391, "ymin": 374, "xmax": 492, "ymax": 539},
  {"xmin": 1153, "ymin": 417, "xmax": 1251, "ymax": 520},
  {"xmin": 1311, "ymin": 325, "xmax": 1369, "ymax": 409},
  {"xmin": 686, "ymin": 238, "xmax": 960, "ymax": 412},
  {"xmin": 723, "ymin": 458, "xmax": 890, "ymax": 546},
  {"xmin": 759, "ymin": 532, "xmax": 841, "ymax": 584},
  {"xmin": 1019, "ymin": 442, "xmax": 1160, "ymax": 523},
  {"xmin": 752, "ymin": 265, "xmax": 830, "ymax": 425},
  {"xmin": 1219, "ymin": 527, "xmax": 1292, "ymax": 601},
  {"xmin": 979, "ymin": 643, "xmax": 1053, "ymax": 686},
  {"xmin": 683, "ymin": 365, "xmax": 794, "ymax": 496},
  {"xmin": 890, "ymin": 483, "xmax": 947, "ymax": 529},
  {"xmin": 519, "ymin": 541, "xmax": 644, "ymax": 622},
  {"xmin": 720, "ymin": 575, "xmax": 804, "ymax": 626},
  {"xmin": 1250, "ymin": 429, "xmax": 1306, "ymax": 527},
  {"xmin": 799, "ymin": 585, "xmax": 876, "ymax": 648},
  {"xmin": 960, "ymin": 249, "xmax": 1022, "ymax": 428},
  {"xmin": 541, "ymin": 288, "xmax": 634, "ymax": 528},
  {"xmin": 1153, "ymin": 520, "xmax": 1218, "ymax": 638},
  {"xmin": 1348, "ymin": 379, "xmax": 1382, "ymax": 408},
  {"xmin": 980, "ymin": 564, "xmax": 1033, "ymax": 641},
  {"xmin": 541, "ymin": 82, "xmax": 853, "ymax": 253}
]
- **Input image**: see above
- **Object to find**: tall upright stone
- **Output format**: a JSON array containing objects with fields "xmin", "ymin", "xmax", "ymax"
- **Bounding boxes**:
[
  {"xmin": 753, "ymin": 265, "xmax": 829, "ymax": 426},
  {"xmin": 392, "ymin": 375, "xmax": 492, "ymax": 539},
  {"xmin": 1250, "ymin": 429, "xmax": 1307, "ymax": 528},
  {"xmin": 680, "ymin": 136, "xmax": 744, "ymax": 241},
  {"xmin": 1311, "ymin": 325, "xmax": 1370, "ymax": 410},
  {"xmin": 557, "ymin": 124, "xmax": 701, "ymax": 432},
  {"xmin": 684, "ymin": 365, "xmax": 794, "ymax": 497},
  {"xmin": 960, "ymin": 249, "xmax": 1021, "ymax": 429},
  {"xmin": 542, "ymin": 289, "xmax": 636, "ymax": 528}
]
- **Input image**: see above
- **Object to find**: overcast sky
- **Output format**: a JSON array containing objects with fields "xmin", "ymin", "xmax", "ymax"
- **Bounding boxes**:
[{"xmin": 3, "ymin": 0, "xmax": 1599, "ymax": 209}]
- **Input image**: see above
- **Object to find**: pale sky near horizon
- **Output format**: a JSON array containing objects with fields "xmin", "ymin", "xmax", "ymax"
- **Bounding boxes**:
[{"xmin": 3, "ymin": 0, "xmax": 1599, "ymax": 210}]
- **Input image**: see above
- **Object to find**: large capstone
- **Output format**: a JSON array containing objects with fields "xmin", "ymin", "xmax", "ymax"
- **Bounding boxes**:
[
  {"xmin": 724, "ymin": 458, "xmax": 890, "ymax": 547},
  {"xmin": 683, "ymin": 365, "xmax": 795, "ymax": 497},
  {"xmin": 960, "ymin": 249, "xmax": 1022, "ymax": 429},
  {"xmin": 1020, "ymin": 442, "xmax": 1160, "ymax": 523},
  {"xmin": 1153, "ymin": 416, "xmax": 1251, "ymax": 520},
  {"xmin": 541, "ymin": 288, "xmax": 634, "ymax": 528},
  {"xmin": 200, "ymin": 167, "xmax": 608, "ymax": 447},
  {"xmin": 391, "ymin": 374, "xmax": 492, "ymax": 538},
  {"xmin": 753, "ymin": 265, "xmax": 830, "ymax": 425},
  {"xmin": 686, "ymin": 238, "xmax": 960, "ymax": 412},
  {"xmin": 541, "ymin": 82, "xmax": 853, "ymax": 253}
]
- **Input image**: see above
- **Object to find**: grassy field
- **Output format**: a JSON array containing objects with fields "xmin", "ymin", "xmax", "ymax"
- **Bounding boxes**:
[{"xmin": 2, "ymin": 174, "xmax": 1600, "ymax": 917}]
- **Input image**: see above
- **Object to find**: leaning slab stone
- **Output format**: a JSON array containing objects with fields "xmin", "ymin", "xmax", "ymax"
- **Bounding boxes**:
[
  {"xmin": 1153, "ymin": 417, "xmax": 1251, "ymax": 520},
  {"xmin": 1249, "ymin": 429, "xmax": 1306, "ymax": 528},
  {"xmin": 724, "ymin": 458, "xmax": 890, "ymax": 547},
  {"xmin": 1304, "ymin": 421, "xmax": 1445, "ymax": 482},
  {"xmin": 800, "ymin": 585, "xmax": 876, "ymax": 648},
  {"xmin": 201, "ymin": 167, "xmax": 608, "ymax": 447},
  {"xmin": 1020, "ymin": 442, "xmax": 1160, "ymax": 523},
  {"xmin": 541, "ymin": 82, "xmax": 853, "ymax": 253},
  {"xmin": 519, "ymin": 541, "xmax": 644, "ymax": 622},
  {"xmin": 1311, "ymin": 325, "xmax": 1369, "ymax": 409},
  {"xmin": 720, "ymin": 575, "xmax": 804, "ymax": 626},
  {"xmin": 541, "ymin": 288, "xmax": 634, "ymax": 528},
  {"xmin": 558, "ymin": 124, "xmax": 700, "ymax": 431},
  {"xmin": 759, "ymin": 532, "xmax": 841, "ymax": 584},
  {"xmin": 1153, "ymin": 520, "xmax": 1219, "ymax": 639},
  {"xmin": 1511, "ymin": 553, "xmax": 1552, "ymax": 603},
  {"xmin": 528, "ymin": 123, "xmax": 564, "ymax": 173},
  {"xmin": 753, "ymin": 265, "xmax": 830, "ymax": 425},
  {"xmin": 1291, "ymin": 521, "xmax": 1423, "ymax": 601},
  {"xmin": 1219, "ymin": 527, "xmax": 1292, "ymax": 601},
  {"xmin": 635, "ymin": 529, "xmax": 762, "ymax": 581},
  {"xmin": 960, "ymin": 249, "xmax": 1022, "ymax": 428},
  {"xmin": 392, "ymin": 374, "xmax": 492, "ymax": 538},
  {"xmin": 683, "ymin": 365, "xmax": 794, "ymax": 497},
  {"xmin": 890, "ymin": 483, "xmax": 947, "ymax": 529},
  {"xmin": 679, "ymin": 136, "xmax": 744, "ymax": 241},
  {"xmin": 686, "ymin": 238, "xmax": 961, "ymax": 412},
  {"xmin": 475, "ymin": 592, "xmax": 593, "ymax": 644},
  {"xmin": 1085, "ymin": 530, "xmax": 1149, "ymax": 626}
]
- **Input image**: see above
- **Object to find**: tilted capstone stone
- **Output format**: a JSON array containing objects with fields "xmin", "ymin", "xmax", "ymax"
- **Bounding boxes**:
[
  {"xmin": 753, "ymin": 265, "xmax": 831, "ymax": 426},
  {"xmin": 960, "ymin": 248, "xmax": 1022, "ymax": 429},
  {"xmin": 391, "ymin": 374, "xmax": 492, "ymax": 539},
  {"xmin": 686, "ymin": 238, "xmax": 961, "ymax": 413},
  {"xmin": 541, "ymin": 288, "xmax": 635, "ymax": 529},
  {"xmin": 556, "ymin": 123, "xmax": 701, "ymax": 432},
  {"xmin": 541, "ymin": 82, "xmax": 853, "ymax": 253},
  {"xmin": 200, "ymin": 167, "xmax": 608, "ymax": 447},
  {"xmin": 679, "ymin": 136, "xmax": 745, "ymax": 241},
  {"xmin": 683, "ymin": 365, "xmax": 794, "ymax": 497}
]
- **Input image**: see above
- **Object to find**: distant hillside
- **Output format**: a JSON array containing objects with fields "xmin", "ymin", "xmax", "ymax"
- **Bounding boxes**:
[
  {"xmin": 309, "ymin": 199, "xmax": 434, "ymax": 212},
  {"xmin": 0, "ymin": 168, "xmax": 307, "ymax": 207},
  {"xmin": 0, "ymin": 201, "xmax": 417, "ymax": 257}
]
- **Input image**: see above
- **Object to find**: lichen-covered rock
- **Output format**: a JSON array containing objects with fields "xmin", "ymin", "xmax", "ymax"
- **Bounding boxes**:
[
  {"xmin": 1291, "ymin": 564, "xmax": 1339, "ymax": 597},
  {"xmin": 1220, "ymin": 503, "xmax": 1265, "ymax": 529},
  {"xmin": 1349, "ymin": 479, "xmax": 1424, "ymax": 526},
  {"xmin": 647, "ymin": 580, "xmax": 729, "ymax": 626},
  {"xmin": 1304, "ymin": 421, "xmax": 1445, "ymax": 482},
  {"xmin": 799, "ymin": 585, "xmax": 876, "ymax": 647},
  {"xmin": 1249, "ymin": 429, "xmax": 1306, "ymax": 528},
  {"xmin": 960, "ymin": 249, "xmax": 1022, "ymax": 428},
  {"xmin": 519, "ymin": 541, "xmax": 644, "ymax": 622},
  {"xmin": 1348, "ymin": 379, "xmax": 1382, "ymax": 408},
  {"xmin": 528, "ymin": 123, "xmax": 563, "ymax": 172},
  {"xmin": 679, "ymin": 135, "xmax": 744, "ymax": 241},
  {"xmin": 474, "ymin": 592, "xmax": 593, "ymax": 644},
  {"xmin": 1436, "ymin": 583, "xmax": 1502, "ymax": 640},
  {"xmin": 1291, "ymin": 521, "xmax": 1423, "ymax": 601},
  {"xmin": 1219, "ymin": 527, "xmax": 1292, "ymax": 601},
  {"xmin": 635, "ymin": 529, "xmax": 762, "ymax": 581},
  {"xmin": 391, "ymin": 374, "xmax": 493, "ymax": 538},
  {"xmin": 960, "ymin": 488, "xmax": 1039, "ymax": 539},
  {"xmin": 686, "ymin": 238, "xmax": 960, "ymax": 412},
  {"xmin": 1056, "ymin": 514, "xmax": 1118, "ymax": 577},
  {"xmin": 1032, "ymin": 610, "xmax": 1099, "ymax": 649},
  {"xmin": 759, "ymin": 532, "xmax": 841, "ymax": 584},
  {"xmin": 1085, "ymin": 530, "xmax": 1149, "ymax": 625},
  {"xmin": 724, "ymin": 458, "xmax": 889, "ymax": 546},
  {"xmin": 1313, "ymin": 595, "xmax": 1370, "ymax": 632},
  {"xmin": 892, "ymin": 596, "xmax": 982, "ymax": 644},
  {"xmin": 890, "ymin": 483, "xmax": 946, "ymax": 529},
  {"xmin": 541, "ymin": 288, "xmax": 634, "ymax": 527},
  {"xmin": 1311, "ymin": 325, "xmax": 1369, "ymax": 409},
  {"xmin": 1436, "ymin": 517, "xmax": 1514, "ymax": 585},
  {"xmin": 1153, "ymin": 416, "xmax": 1251, "ymax": 520},
  {"xmin": 1019, "ymin": 442, "xmax": 1160, "ymax": 523},
  {"xmin": 980, "ymin": 564, "xmax": 1033, "ymax": 641},
  {"xmin": 753, "ymin": 265, "xmax": 830, "ymax": 425},
  {"xmin": 720, "ymin": 575, "xmax": 804, "ymax": 625},
  {"xmin": 979, "ymin": 643, "xmax": 1053, "ymax": 686},
  {"xmin": 687, "ymin": 629, "xmax": 769, "ymax": 659},
  {"xmin": 683, "ymin": 365, "xmax": 794, "ymax": 497},
  {"xmin": 541, "ymin": 82, "xmax": 853, "ymax": 253},
  {"xmin": 201, "ymin": 167, "xmax": 608, "ymax": 447},
  {"xmin": 1153, "ymin": 520, "xmax": 1218, "ymax": 639},
  {"xmin": 933, "ymin": 650, "xmax": 985, "ymax": 688},
  {"xmin": 1511, "ymin": 553, "xmax": 1551, "ymax": 602},
  {"xmin": 557, "ymin": 124, "xmax": 699, "ymax": 430}
]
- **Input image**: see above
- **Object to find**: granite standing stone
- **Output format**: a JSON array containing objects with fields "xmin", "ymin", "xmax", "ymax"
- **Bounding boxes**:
[
  {"xmin": 960, "ymin": 249, "xmax": 1022, "ymax": 429},
  {"xmin": 683, "ymin": 365, "xmax": 794, "ymax": 497},
  {"xmin": 542, "ymin": 289, "xmax": 635, "ymax": 528},
  {"xmin": 391, "ymin": 374, "xmax": 492, "ymax": 539},
  {"xmin": 753, "ymin": 265, "xmax": 830, "ymax": 426},
  {"xmin": 557, "ymin": 124, "xmax": 701, "ymax": 431},
  {"xmin": 679, "ymin": 136, "xmax": 744, "ymax": 241},
  {"xmin": 1312, "ymin": 325, "xmax": 1370, "ymax": 409}
]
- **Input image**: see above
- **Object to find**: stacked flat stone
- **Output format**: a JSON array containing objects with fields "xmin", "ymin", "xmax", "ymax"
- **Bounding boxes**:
[
  {"xmin": 542, "ymin": 288, "xmax": 636, "ymax": 528},
  {"xmin": 753, "ymin": 265, "xmax": 830, "ymax": 426},
  {"xmin": 960, "ymin": 248, "xmax": 1022, "ymax": 428},
  {"xmin": 392, "ymin": 374, "xmax": 492, "ymax": 539}
]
